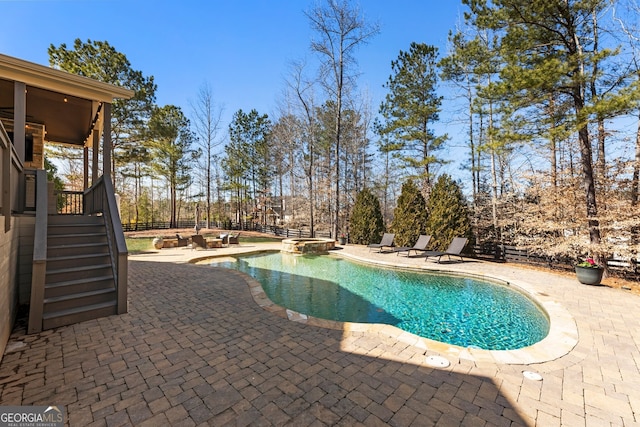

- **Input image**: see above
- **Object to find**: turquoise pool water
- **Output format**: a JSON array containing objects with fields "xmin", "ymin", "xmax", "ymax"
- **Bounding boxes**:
[{"xmin": 212, "ymin": 252, "xmax": 549, "ymax": 350}]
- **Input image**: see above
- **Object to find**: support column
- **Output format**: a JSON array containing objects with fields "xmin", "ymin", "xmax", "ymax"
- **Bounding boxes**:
[
  {"xmin": 13, "ymin": 82, "xmax": 26, "ymax": 162},
  {"xmin": 92, "ymin": 129, "xmax": 99, "ymax": 185},
  {"xmin": 102, "ymin": 102, "xmax": 112, "ymax": 179},
  {"xmin": 14, "ymin": 82, "xmax": 26, "ymax": 214},
  {"xmin": 83, "ymin": 146, "xmax": 89, "ymax": 190}
]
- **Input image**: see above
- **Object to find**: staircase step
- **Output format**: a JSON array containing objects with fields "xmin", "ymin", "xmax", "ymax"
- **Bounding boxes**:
[
  {"xmin": 48, "ymin": 221, "xmax": 104, "ymax": 230},
  {"xmin": 48, "ymin": 233, "xmax": 108, "ymax": 247},
  {"xmin": 47, "ymin": 263, "xmax": 112, "ymax": 275},
  {"xmin": 45, "ymin": 275, "xmax": 115, "ymax": 297},
  {"xmin": 46, "ymin": 263, "xmax": 113, "ymax": 283},
  {"xmin": 42, "ymin": 300, "xmax": 117, "ymax": 330},
  {"xmin": 48, "ymin": 232, "xmax": 107, "ymax": 239},
  {"xmin": 47, "ymin": 242, "xmax": 110, "ymax": 257},
  {"xmin": 44, "ymin": 287, "xmax": 116, "ymax": 313},
  {"xmin": 46, "ymin": 252, "xmax": 111, "ymax": 270},
  {"xmin": 48, "ymin": 252, "xmax": 110, "ymax": 262},
  {"xmin": 48, "ymin": 215, "xmax": 104, "ymax": 225},
  {"xmin": 47, "ymin": 229, "xmax": 106, "ymax": 239}
]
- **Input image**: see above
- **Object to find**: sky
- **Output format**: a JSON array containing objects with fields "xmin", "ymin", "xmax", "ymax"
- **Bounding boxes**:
[{"xmin": 2, "ymin": 0, "xmax": 469, "ymax": 174}]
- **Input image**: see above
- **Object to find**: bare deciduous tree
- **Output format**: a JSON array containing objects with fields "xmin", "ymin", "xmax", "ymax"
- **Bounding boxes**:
[
  {"xmin": 190, "ymin": 82, "xmax": 224, "ymax": 228},
  {"xmin": 306, "ymin": 0, "xmax": 379, "ymax": 240}
]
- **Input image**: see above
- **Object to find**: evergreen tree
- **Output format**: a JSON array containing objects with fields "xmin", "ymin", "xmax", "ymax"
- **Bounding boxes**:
[
  {"xmin": 426, "ymin": 174, "xmax": 472, "ymax": 251},
  {"xmin": 379, "ymin": 42, "xmax": 448, "ymax": 197},
  {"xmin": 226, "ymin": 109, "xmax": 272, "ymax": 228},
  {"xmin": 48, "ymin": 39, "xmax": 157, "ymax": 188},
  {"xmin": 463, "ymin": 0, "xmax": 640, "ymax": 265},
  {"xmin": 390, "ymin": 180, "xmax": 428, "ymax": 247},
  {"xmin": 147, "ymin": 105, "xmax": 196, "ymax": 228},
  {"xmin": 350, "ymin": 188, "xmax": 384, "ymax": 245},
  {"xmin": 44, "ymin": 157, "xmax": 65, "ymax": 211}
]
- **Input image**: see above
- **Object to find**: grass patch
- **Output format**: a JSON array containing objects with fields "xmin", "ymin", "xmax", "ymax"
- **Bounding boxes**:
[
  {"xmin": 126, "ymin": 237, "xmax": 154, "ymax": 254},
  {"xmin": 125, "ymin": 235, "xmax": 281, "ymax": 254}
]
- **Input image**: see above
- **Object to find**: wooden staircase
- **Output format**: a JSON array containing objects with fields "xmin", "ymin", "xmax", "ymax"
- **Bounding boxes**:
[{"xmin": 42, "ymin": 215, "xmax": 118, "ymax": 330}]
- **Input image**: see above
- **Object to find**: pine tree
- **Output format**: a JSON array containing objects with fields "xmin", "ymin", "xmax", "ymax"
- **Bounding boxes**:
[
  {"xmin": 147, "ymin": 105, "xmax": 196, "ymax": 228},
  {"xmin": 390, "ymin": 180, "xmax": 428, "ymax": 247},
  {"xmin": 349, "ymin": 188, "xmax": 384, "ymax": 245},
  {"xmin": 379, "ymin": 42, "xmax": 448, "ymax": 197},
  {"xmin": 426, "ymin": 174, "xmax": 472, "ymax": 251}
]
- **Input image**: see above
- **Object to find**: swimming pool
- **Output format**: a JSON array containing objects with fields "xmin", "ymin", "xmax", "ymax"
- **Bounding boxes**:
[{"xmin": 212, "ymin": 252, "xmax": 550, "ymax": 350}]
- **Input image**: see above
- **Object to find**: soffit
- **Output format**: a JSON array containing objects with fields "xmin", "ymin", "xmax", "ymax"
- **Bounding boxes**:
[{"xmin": 0, "ymin": 54, "xmax": 133, "ymax": 146}]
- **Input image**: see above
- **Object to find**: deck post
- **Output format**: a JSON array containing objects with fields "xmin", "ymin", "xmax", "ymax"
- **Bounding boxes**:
[{"xmin": 102, "ymin": 102, "xmax": 112, "ymax": 179}]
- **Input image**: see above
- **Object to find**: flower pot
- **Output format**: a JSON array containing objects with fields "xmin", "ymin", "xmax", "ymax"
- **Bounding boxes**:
[
  {"xmin": 339, "ymin": 237, "xmax": 346, "ymax": 245},
  {"xmin": 575, "ymin": 265, "xmax": 604, "ymax": 285}
]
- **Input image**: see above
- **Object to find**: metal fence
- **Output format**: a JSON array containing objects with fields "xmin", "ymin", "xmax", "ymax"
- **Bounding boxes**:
[
  {"xmin": 55, "ymin": 190, "xmax": 84, "ymax": 214},
  {"xmin": 472, "ymin": 242, "xmax": 639, "ymax": 280},
  {"xmin": 121, "ymin": 220, "xmax": 331, "ymax": 239}
]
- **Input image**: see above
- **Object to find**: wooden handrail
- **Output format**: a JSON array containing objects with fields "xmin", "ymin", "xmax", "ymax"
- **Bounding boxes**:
[
  {"xmin": 86, "ymin": 175, "xmax": 128, "ymax": 314},
  {"xmin": 1, "ymin": 120, "xmax": 23, "ymax": 231},
  {"xmin": 1, "ymin": 122, "xmax": 9, "ymax": 226},
  {"xmin": 27, "ymin": 169, "xmax": 48, "ymax": 334},
  {"xmin": 101, "ymin": 175, "xmax": 128, "ymax": 313}
]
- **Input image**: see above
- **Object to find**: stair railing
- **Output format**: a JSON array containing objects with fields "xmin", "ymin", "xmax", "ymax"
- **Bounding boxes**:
[
  {"xmin": 27, "ymin": 169, "xmax": 48, "ymax": 334},
  {"xmin": 85, "ymin": 175, "xmax": 128, "ymax": 314},
  {"xmin": 1, "ymin": 120, "xmax": 24, "ymax": 232}
]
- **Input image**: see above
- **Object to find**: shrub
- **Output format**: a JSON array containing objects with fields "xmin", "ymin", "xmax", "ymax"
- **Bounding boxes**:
[
  {"xmin": 349, "ymin": 188, "xmax": 385, "ymax": 244},
  {"xmin": 426, "ymin": 174, "xmax": 472, "ymax": 251},
  {"xmin": 390, "ymin": 180, "xmax": 428, "ymax": 247}
]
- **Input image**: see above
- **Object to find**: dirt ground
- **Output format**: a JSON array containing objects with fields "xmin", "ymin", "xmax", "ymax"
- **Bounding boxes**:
[{"xmin": 124, "ymin": 228, "xmax": 640, "ymax": 296}]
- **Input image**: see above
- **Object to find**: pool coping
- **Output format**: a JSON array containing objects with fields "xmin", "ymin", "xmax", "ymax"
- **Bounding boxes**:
[{"xmin": 196, "ymin": 249, "xmax": 579, "ymax": 366}]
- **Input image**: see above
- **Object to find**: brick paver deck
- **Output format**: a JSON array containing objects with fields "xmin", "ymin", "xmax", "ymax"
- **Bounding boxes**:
[{"xmin": 1, "ymin": 243, "xmax": 639, "ymax": 426}]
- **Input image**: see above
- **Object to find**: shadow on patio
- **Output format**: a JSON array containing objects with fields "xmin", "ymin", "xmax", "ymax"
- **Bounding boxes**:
[{"xmin": 0, "ymin": 260, "xmax": 529, "ymax": 425}]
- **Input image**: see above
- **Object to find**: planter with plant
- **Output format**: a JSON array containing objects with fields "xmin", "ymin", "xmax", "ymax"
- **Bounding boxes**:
[{"xmin": 575, "ymin": 257, "xmax": 604, "ymax": 285}]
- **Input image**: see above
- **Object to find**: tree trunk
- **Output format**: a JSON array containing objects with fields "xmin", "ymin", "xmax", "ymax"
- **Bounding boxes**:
[
  {"xmin": 631, "ymin": 111, "xmax": 640, "ymax": 206},
  {"xmin": 488, "ymin": 99, "xmax": 499, "ymax": 241},
  {"xmin": 576, "ymin": 107, "xmax": 602, "ymax": 255},
  {"xmin": 572, "ymin": 26, "xmax": 604, "ymax": 268},
  {"xmin": 333, "ymin": 87, "xmax": 342, "ymax": 241}
]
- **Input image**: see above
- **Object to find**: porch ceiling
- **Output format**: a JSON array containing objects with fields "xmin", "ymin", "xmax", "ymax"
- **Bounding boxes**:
[
  {"xmin": 0, "ymin": 79, "xmax": 93, "ymax": 145},
  {"xmin": 0, "ymin": 53, "xmax": 134, "ymax": 147}
]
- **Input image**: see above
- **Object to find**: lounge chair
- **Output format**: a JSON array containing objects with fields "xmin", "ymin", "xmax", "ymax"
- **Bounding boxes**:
[
  {"xmin": 220, "ymin": 232, "xmax": 239, "ymax": 246},
  {"xmin": 176, "ymin": 234, "xmax": 189, "ymax": 247},
  {"xmin": 228, "ymin": 232, "xmax": 239, "ymax": 244},
  {"xmin": 368, "ymin": 233, "xmax": 395, "ymax": 253},
  {"xmin": 394, "ymin": 235, "xmax": 431, "ymax": 257},
  {"xmin": 191, "ymin": 234, "xmax": 206, "ymax": 249},
  {"xmin": 424, "ymin": 237, "xmax": 468, "ymax": 263}
]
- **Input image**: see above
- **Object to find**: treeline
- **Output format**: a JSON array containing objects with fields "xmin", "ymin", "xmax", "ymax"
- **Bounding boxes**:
[{"xmin": 46, "ymin": 1, "xmax": 640, "ymax": 269}]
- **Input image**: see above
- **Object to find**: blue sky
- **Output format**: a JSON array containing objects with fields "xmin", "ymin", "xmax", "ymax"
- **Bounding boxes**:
[{"xmin": 2, "ymin": 0, "xmax": 468, "ymax": 171}]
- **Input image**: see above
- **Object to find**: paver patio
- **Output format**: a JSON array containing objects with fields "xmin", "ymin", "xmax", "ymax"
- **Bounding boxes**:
[{"xmin": 1, "ymin": 243, "xmax": 639, "ymax": 426}]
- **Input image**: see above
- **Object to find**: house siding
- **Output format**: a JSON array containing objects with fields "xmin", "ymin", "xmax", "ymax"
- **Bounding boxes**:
[
  {"xmin": 0, "ymin": 216, "xmax": 19, "ymax": 362},
  {"xmin": 18, "ymin": 216, "xmax": 35, "ymax": 305}
]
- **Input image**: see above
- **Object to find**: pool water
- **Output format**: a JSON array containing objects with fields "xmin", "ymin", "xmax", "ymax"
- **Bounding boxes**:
[{"xmin": 212, "ymin": 252, "xmax": 549, "ymax": 350}]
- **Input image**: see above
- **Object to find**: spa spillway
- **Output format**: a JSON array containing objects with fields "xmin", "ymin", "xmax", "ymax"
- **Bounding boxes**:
[{"xmin": 281, "ymin": 238, "xmax": 336, "ymax": 254}]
